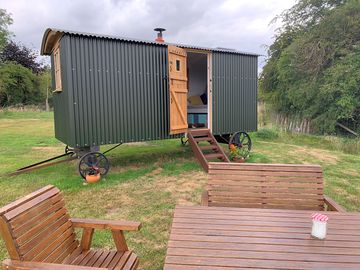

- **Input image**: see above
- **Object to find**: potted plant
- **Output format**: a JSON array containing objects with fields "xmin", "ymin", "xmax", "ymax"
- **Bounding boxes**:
[
  {"xmin": 229, "ymin": 144, "xmax": 249, "ymax": 163},
  {"xmin": 85, "ymin": 166, "xmax": 101, "ymax": 183}
]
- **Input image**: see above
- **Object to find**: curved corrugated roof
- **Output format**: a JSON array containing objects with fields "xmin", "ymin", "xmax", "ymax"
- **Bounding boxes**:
[{"xmin": 41, "ymin": 28, "xmax": 259, "ymax": 56}]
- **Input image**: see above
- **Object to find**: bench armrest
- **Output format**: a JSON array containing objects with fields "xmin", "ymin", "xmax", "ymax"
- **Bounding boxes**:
[
  {"xmin": 2, "ymin": 259, "xmax": 103, "ymax": 270},
  {"xmin": 201, "ymin": 191, "xmax": 209, "ymax": 206},
  {"xmin": 70, "ymin": 218, "xmax": 141, "ymax": 252},
  {"xmin": 324, "ymin": 195, "xmax": 346, "ymax": 212},
  {"xmin": 70, "ymin": 218, "xmax": 141, "ymax": 231}
]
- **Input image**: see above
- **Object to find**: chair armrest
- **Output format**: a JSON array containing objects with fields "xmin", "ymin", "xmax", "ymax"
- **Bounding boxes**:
[
  {"xmin": 2, "ymin": 259, "xmax": 103, "ymax": 270},
  {"xmin": 70, "ymin": 218, "xmax": 141, "ymax": 231},
  {"xmin": 201, "ymin": 191, "xmax": 209, "ymax": 206},
  {"xmin": 324, "ymin": 195, "xmax": 346, "ymax": 212},
  {"xmin": 71, "ymin": 218, "xmax": 141, "ymax": 252}
]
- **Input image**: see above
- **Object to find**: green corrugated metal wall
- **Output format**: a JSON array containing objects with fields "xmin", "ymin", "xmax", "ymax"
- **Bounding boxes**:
[
  {"xmin": 54, "ymin": 35, "xmax": 171, "ymax": 147},
  {"xmin": 212, "ymin": 52, "xmax": 258, "ymax": 135},
  {"xmin": 52, "ymin": 34, "xmax": 258, "ymax": 147}
]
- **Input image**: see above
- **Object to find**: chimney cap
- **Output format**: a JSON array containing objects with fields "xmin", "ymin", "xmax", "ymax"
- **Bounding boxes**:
[{"xmin": 154, "ymin": 28, "xmax": 166, "ymax": 33}]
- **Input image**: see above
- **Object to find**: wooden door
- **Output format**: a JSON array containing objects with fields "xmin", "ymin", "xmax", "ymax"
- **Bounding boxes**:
[{"xmin": 168, "ymin": 45, "xmax": 188, "ymax": 134}]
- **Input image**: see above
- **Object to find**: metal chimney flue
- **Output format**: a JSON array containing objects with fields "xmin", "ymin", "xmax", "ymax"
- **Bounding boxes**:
[{"xmin": 154, "ymin": 28, "xmax": 166, "ymax": 43}]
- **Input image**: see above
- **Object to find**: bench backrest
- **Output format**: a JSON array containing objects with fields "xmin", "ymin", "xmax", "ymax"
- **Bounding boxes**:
[
  {"xmin": 0, "ymin": 185, "xmax": 78, "ymax": 263},
  {"xmin": 207, "ymin": 162, "xmax": 324, "ymax": 210}
]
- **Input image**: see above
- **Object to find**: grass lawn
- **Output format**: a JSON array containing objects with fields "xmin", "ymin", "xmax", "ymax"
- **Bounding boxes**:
[{"xmin": 0, "ymin": 111, "xmax": 359, "ymax": 269}]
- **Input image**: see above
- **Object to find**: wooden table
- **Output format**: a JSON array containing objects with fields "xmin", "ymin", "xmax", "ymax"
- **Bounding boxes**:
[{"xmin": 164, "ymin": 206, "xmax": 360, "ymax": 270}]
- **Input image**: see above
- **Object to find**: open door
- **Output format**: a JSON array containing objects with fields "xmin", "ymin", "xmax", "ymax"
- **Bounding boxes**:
[{"xmin": 168, "ymin": 45, "xmax": 188, "ymax": 135}]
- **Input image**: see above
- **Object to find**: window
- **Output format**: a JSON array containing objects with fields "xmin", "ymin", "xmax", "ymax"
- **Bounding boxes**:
[
  {"xmin": 53, "ymin": 42, "xmax": 62, "ymax": 92},
  {"xmin": 176, "ymin": 59, "xmax": 181, "ymax": 71}
]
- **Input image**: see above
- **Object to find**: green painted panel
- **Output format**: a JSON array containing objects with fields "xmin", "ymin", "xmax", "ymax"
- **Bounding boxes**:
[
  {"xmin": 212, "ymin": 52, "xmax": 258, "ymax": 135},
  {"xmin": 55, "ymin": 35, "xmax": 171, "ymax": 147}
]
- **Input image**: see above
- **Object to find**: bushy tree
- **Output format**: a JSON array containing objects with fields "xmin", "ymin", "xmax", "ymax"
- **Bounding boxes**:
[
  {"xmin": 260, "ymin": 0, "xmax": 360, "ymax": 134},
  {"xmin": 1, "ymin": 41, "xmax": 44, "ymax": 74},
  {"xmin": 0, "ymin": 8, "xmax": 50, "ymax": 108},
  {"xmin": 0, "ymin": 62, "xmax": 44, "ymax": 106}
]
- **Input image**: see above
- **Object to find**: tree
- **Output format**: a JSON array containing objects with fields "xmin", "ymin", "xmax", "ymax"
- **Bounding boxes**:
[
  {"xmin": 1, "ymin": 41, "xmax": 44, "ymax": 74},
  {"xmin": 260, "ymin": 0, "xmax": 360, "ymax": 134},
  {"xmin": 0, "ymin": 62, "xmax": 44, "ymax": 106},
  {"xmin": 0, "ymin": 9, "xmax": 13, "ymax": 51}
]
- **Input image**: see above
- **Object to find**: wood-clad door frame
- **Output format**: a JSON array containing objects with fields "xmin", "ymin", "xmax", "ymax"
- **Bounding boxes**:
[{"xmin": 183, "ymin": 48, "xmax": 212, "ymax": 133}]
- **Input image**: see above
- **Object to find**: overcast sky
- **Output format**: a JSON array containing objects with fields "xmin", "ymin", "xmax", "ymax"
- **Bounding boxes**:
[{"xmin": 0, "ymin": 0, "xmax": 296, "ymax": 68}]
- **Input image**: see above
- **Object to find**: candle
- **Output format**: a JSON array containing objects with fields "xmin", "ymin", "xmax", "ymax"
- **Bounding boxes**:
[{"xmin": 311, "ymin": 213, "xmax": 329, "ymax": 239}]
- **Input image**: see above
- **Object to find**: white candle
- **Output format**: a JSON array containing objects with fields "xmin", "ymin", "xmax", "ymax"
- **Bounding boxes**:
[{"xmin": 311, "ymin": 213, "xmax": 329, "ymax": 240}]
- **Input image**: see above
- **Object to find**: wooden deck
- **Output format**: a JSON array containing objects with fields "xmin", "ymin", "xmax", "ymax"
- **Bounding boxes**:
[{"xmin": 165, "ymin": 205, "xmax": 360, "ymax": 269}]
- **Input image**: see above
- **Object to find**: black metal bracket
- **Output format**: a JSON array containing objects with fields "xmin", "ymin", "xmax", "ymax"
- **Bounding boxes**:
[
  {"xmin": 102, "ymin": 143, "xmax": 123, "ymax": 155},
  {"xmin": 16, "ymin": 151, "xmax": 75, "ymax": 172}
]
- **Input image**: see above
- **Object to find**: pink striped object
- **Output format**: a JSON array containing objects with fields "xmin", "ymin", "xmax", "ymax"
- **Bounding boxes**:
[{"xmin": 312, "ymin": 213, "xmax": 329, "ymax": 222}]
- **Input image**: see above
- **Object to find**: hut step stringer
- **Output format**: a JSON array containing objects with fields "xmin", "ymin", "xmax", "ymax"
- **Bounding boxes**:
[{"xmin": 187, "ymin": 129, "xmax": 230, "ymax": 172}]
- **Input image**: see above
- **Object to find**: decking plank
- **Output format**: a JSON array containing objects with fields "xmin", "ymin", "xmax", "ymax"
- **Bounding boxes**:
[{"xmin": 165, "ymin": 206, "xmax": 360, "ymax": 269}]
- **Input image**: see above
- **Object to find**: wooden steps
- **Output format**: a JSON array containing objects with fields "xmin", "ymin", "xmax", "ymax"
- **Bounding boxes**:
[{"xmin": 187, "ymin": 129, "xmax": 230, "ymax": 172}]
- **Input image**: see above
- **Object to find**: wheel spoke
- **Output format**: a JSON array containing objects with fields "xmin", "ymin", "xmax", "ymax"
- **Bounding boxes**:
[
  {"xmin": 240, "ymin": 133, "xmax": 246, "ymax": 143},
  {"xmin": 240, "ymin": 134, "xmax": 247, "ymax": 143},
  {"xmin": 95, "ymin": 156, "xmax": 105, "ymax": 166}
]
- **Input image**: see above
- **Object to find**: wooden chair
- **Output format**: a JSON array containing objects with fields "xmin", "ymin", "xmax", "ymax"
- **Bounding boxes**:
[
  {"xmin": 202, "ymin": 162, "xmax": 345, "ymax": 211},
  {"xmin": 0, "ymin": 185, "xmax": 141, "ymax": 270}
]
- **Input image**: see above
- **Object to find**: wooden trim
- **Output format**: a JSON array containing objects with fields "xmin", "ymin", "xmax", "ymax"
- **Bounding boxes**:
[
  {"xmin": 207, "ymin": 52, "xmax": 212, "ymax": 132},
  {"xmin": 324, "ymin": 195, "xmax": 346, "ymax": 212},
  {"xmin": 70, "ymin": 218, "xmax": 141, "ymax": 231},
  {"xmin": 184, "ymin": 48, "xmax": 212, "ymax": 131},
  {"xmin": 53, "ymin": 40, "xmax": 62, "ymax": 92},
  {"xmin": 184, "ymin": 48, "xmax": 211, "ymax": 54},
  {"xmin": 201, "ymin": 191, "xmax": 209, "ymax": 206},
  {"xmin": 42, "ymin": 30, "xmax": 63, "ymax": 55}
]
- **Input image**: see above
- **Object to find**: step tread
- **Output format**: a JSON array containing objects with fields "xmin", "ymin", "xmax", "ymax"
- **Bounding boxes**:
[
  {"xmin": 200, "ymin": 145, "xmax": 219, "ymax": 151},
  {"xmin": 194, "ymin": 136, "xmax": 213, "ymax": 142},
  {"xmin": 204, "ymin": 153, "xmax": 226, "ymax": 159}
]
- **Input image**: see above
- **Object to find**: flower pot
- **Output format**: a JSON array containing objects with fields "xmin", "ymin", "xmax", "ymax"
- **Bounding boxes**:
[
  {"xmin": 233, "ymin": 157, "xmax": 246, "ymax": 163},
  {"xmin": 85, "ymin": 173, "xmax": 101, "ymax": 183}
]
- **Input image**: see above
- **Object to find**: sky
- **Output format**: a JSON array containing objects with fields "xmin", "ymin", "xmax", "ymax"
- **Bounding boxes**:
[{"xmin": 0, "ymin": 0, "xmax": 297, "ymax": 68}]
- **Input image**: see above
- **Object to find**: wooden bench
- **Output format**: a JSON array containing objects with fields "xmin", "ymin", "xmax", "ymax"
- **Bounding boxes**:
[
  {"xmin": 202, "ymin": 162, "xmax": 345, "ymax": 211},
  {"xmin": 0, "ymin": 185, "xmax": 141, "ymax": 270}
]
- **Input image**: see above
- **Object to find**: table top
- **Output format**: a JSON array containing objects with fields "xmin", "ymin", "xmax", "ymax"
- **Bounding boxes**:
[{"xmin": 164, "ymin": 205, "xmax": 360, "ymax": 270}]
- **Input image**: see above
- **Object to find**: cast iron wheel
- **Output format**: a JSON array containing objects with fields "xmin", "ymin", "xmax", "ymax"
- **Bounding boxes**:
[
  {"xmin": 181, "ymin": 137, "xmax": 188, "ymax": 146},
  {"xmin": 229, "ymin": 131, "xmax": 252, "ymax": 152},
  {"xmin": 78, "ymin": 152, "xmax": 110, "ymax": 179}
]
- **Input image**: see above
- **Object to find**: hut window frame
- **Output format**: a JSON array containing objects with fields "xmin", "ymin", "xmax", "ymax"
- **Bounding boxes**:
[{"xmin": 53, "ymin": 42, "xmax": 62, "ymax": 92}]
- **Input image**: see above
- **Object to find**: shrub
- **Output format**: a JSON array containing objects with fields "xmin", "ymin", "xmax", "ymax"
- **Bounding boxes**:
[{"xmin": 254, "ymin": 128, "xmax": 280, "ymax": 140}]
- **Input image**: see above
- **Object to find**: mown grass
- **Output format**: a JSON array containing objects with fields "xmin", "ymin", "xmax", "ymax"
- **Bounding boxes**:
[{"xmin": 0, "ymin": 114, "xmax": 359, "ymax": 269}]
